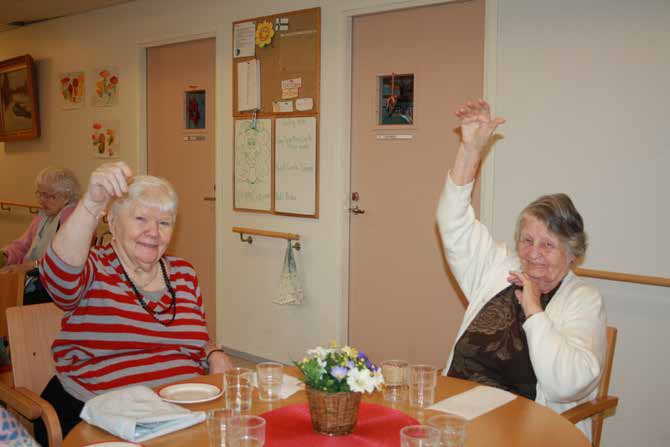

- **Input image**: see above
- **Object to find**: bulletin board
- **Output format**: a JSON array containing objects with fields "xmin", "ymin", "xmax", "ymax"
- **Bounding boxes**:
[{"xmin": 232, "ymin": 7, "xmax": 320, "ymax": 218}]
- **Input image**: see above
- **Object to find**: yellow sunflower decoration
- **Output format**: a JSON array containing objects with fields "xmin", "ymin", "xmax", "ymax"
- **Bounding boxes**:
[{"xmin": 256, "ymin": 20, "xmax": 275, "ymax": 48}]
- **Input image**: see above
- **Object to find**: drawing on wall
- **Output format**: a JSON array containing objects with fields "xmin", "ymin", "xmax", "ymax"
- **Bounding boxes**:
[
  {"xmin": 234, "ymin": 119, "xmax": 272, "ymax": 211},
  {"xmin": 92, "ymin": 67, "xmax": 119, "ymax": 107},
  {"xmin": 184, "ymin": 90, "xmax": 206, "ymax": 129},
  {"xmin": 378, "ymin": 73, "xmax": 414, "ymax": 125},
  {"xmin": 59, "ymin": 71, "xmax": 85, "ymax": 109},
  {"xmin": 90, "ymin": 120, "xmax": 119, "ymax": 159}
]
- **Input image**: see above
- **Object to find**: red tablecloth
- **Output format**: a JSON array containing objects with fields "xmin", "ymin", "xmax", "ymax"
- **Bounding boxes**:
[{"xmin": 260, "ymin": 402, "xmax": 419, "ymax": 446}]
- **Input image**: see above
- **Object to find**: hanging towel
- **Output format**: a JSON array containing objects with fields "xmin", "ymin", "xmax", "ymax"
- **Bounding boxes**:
[
  {"xmin": 274, "ymin": 240, "xmax": 304, "ymax": 305},
  {"xmin": 79, "ymin": 385, "xmax": 205, "ymax": 443}
]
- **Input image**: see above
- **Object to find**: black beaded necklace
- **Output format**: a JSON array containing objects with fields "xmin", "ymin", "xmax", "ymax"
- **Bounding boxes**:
[{"xmin": 117, "ymin": 256, "xmax": 177, "ymax": 326}]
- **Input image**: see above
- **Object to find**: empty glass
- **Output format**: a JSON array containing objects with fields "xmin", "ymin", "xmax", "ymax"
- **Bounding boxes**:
[
  {"xmin": 225, "ymin": 384, "xmax": 253, "ymax": 413},
  {"xmin": 427, "ymin": 413, "xmax": 468, "ymax": 447},
  {"xmin": 381, "ymin": 359, "xmax": 409, "ymax": 402},
  {"xmin": 256, "ymin": 362, "xmax": 283, "ymax": 402},
  {"xmin": 206, "ymin": 408, "xmax": 233, "ymax": 447},
  {"xmin": 228, "ymin": 415, "xmax": 266, "ymax": 447},
  {"xmin": 400, "ymin": 425, "xmax": 441, "ymax": 447},
  {"xmin": 224, "ymin": 367, "xmax": 254, "ymax": 388},
  {"xmin": 409, "ymin": 364, "xmax": 437, "ymax": 408}
]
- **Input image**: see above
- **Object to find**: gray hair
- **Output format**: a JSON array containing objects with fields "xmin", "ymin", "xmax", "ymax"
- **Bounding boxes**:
[
  {"xmin": 35, "ymin": 167, "xmax": 81, "ymax": 203},
  {"xmin": 514, "ymin": 193, "xmax": 587, "ymax": 260},
  {"xmin": 108, "ymin": 175, "xmax": 178, "ymax": 221}
]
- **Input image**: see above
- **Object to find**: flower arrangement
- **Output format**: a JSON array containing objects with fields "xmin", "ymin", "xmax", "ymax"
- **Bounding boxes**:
[{"xmin": 295, "ymin": 342, "xmax": 384, "ymax": 394}]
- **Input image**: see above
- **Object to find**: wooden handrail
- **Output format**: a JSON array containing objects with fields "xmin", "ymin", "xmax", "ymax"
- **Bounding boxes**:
[
  {"xmin": 0, "ymin": 200, "xmax": 41, "ymax": 214},
  {"xmin": 232, "ymin": 226, "xmax": 301, "ymax": 250},
  {"xmin": 232, "ymin": 226, "xmax": 300, "ymax": 241},
  {"xmin": 574, "ymin": 267, "xmax": 670, "ymax": 288}
]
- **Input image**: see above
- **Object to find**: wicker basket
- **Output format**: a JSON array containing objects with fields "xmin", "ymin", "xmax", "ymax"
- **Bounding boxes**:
[{"xmin": 306, "ymin": 387, "xmax": 362, "ymax": 436}]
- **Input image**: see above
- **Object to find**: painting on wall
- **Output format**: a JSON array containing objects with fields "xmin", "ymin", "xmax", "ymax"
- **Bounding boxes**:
[
  {"xmin": 91, "ymin": 67, "xmax": 119, "ymax": 107},
  {"xmin": 59, "ymin": 71, "xmax": 85, "ymax": 109},
  {"xmin": 90, "ymin": 120, "xmax": 119, "ymax": 159},
  {"xmin": 184, "ymin": 89, "xmax": 206, "ymax": 129},
  {"xmin": 0, "ymin": 55, "xmax": 40, "ymax": 141}
]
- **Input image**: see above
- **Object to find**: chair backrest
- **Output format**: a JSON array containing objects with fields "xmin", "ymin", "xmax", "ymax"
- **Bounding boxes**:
[
  {"xmin": 0, "ymin": 271, "xmax": 26, "ymax": 337},
  {"xmin": 592, "ymin": 326, "xmax": 618, "ymax": 446},
  {"xmin": 6, "ymin": 303, "xmax": 64, "ymax": 394}
]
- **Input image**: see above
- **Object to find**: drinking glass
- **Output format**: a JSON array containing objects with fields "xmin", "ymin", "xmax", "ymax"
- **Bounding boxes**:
[
  {"xmin": 400, "ymin": 425, "xmax": 440, "ymax": 447},
  {"xmin": 256, "ymin": 362, "xmax": 283, "ymax": 402},
  {"xmin": 225, "ymin": 384, "xmax": 252, "ymax": 413},
  {"xmin": 206, "ymin": 408, "xmax": 233, "ymax": 447},
  {"xmin": 228, "ymin": 415, "xmax": 266, "ymax": 447},
  {"xmin": 427, "ymin": 413, "xmax": 468, "ymax": 447},
  {"xmin": 409, "ymin": 364, "xmax": 437, "ymax": 408},
  {"xmin": 224, "ymin": 367, "xmax": 254, "ymax": 388},
  {"xmin": 381, "ymin": 359, "xmax": 409, "ymax": 402}
]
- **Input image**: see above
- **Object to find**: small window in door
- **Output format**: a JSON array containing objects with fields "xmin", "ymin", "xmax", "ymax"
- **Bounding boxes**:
[{"xmin": 378, "ymin": 73, "xmax": 414, "ymax": 125}]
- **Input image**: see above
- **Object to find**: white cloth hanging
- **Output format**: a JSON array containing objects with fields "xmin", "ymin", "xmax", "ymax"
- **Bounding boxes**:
[{"xmin": 274, "ymin": 240, "xmax": 304, "ymax": 305}]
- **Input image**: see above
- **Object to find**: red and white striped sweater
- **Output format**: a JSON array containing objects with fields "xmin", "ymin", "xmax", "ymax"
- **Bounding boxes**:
[{"xmin": 39, "ymin": 243, "xmax": 210, "ymax": 401}]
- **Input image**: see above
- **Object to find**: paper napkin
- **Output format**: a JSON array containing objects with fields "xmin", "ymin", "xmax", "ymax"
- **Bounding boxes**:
[{"xmin": 427, "ymin": 385, "xmax": 517, "ymax": 420}]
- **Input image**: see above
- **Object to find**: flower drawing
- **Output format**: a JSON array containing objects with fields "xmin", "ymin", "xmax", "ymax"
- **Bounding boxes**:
[
  {"xmin": 91, "ymin": 122, "xmax": 117, "ymax": 157},
  {"xmin": 255, "ymin": 20, "xmax": 275, "ymax": 48},
  {"xmin": 94, "ymin": 68, "xmax": 118, "ymax": 106},
  {"xmin": 59, "ymin": 72, "xmax": 85, "ymax": 108},
  {"xmin": 295, "ymin": 341, "xmax": 384, "ymax": 394}
]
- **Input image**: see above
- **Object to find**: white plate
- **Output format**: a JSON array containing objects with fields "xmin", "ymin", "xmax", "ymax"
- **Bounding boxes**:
[
  {"xmin": 158, "ymin": 382, "xmax": 223, "ymax": 404},
  {"xmin": 84, "ymin": 443, "xmax": 143, "ymax": 446}
]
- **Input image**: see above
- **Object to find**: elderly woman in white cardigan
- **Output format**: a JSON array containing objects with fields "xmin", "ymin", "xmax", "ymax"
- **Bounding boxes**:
[{"xmin": 437, "ymin": 99, "xmax": 607, "ymax": 439}]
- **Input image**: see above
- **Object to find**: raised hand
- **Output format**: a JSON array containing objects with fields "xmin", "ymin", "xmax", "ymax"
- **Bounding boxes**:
[
  {"xmin": 86, "ymin": 162, "xmax": 133, "ymax": 207},
  {"xmin": 455, "ymin": 99, "xmax": 506, "ymax": 153}
]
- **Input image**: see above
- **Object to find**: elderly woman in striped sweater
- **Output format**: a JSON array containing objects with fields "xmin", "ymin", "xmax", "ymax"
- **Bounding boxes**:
[{"xmin": 36, "ymin": 161, "xmax": 232, "ymax": 444}]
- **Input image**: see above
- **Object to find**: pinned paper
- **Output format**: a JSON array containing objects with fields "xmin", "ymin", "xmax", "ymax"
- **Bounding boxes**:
[
  {"xmin": 234, "ymin": 22, "xmax": 256, "ymax": 58},
  {"xmin": 282, "ymin": 88, "xmax": 299, "ymax": 99},
  {"xmin": 295, "ymin": 98, "xmax": 314, "ymax": 111},
  {"xmin": 281, "ymin": 77, "xmax": 302, "ymax": 90},
  {"xmin": 274, "ymin": 17, "xmax": 289, "ymax": 32},
  {"xmin": 237, "ymin": 59, "xmax": 261, "ymax": 111},
  {"xmin": 273, "ymin": 100, "xmax": 294, "ymax": 113}
]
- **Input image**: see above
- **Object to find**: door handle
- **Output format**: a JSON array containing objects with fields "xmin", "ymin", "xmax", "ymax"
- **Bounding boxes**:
[
  {"xmin": 349, "ymin": 205, "xmax": 365, "ymax": 215},
  {"xmin": 203, "ymin": 196, "xmax": 216, "ymax": 201}
]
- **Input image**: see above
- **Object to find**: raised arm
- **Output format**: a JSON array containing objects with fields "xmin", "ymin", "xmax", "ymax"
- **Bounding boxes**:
[
  {"xmin": 451, "ymin": 99, "xmax": 506, "ymax": 185},
  {"xmin": 52, "ymin": 162, "xmax": 132, "ymax": 266}
]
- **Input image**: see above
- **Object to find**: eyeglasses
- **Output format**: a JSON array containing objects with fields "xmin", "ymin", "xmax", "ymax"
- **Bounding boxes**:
[{"xmin": 35, "ymin": 191, "xmax": 59, "ymax": 201}]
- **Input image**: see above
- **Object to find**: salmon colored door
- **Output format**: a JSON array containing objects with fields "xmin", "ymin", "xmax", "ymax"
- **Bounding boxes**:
[
  {"xmin": 146, "ymin": 38, "xmax": 217, "ymax": 338},
  {"xmin": 349, "ymin": 1, "xmax": 484, "ymax": 366}
]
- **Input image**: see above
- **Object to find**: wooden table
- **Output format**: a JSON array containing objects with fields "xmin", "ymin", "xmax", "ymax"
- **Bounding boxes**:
[{"xmin": 64, "ymin": 371, "xmax": 590, "ymax": 447}]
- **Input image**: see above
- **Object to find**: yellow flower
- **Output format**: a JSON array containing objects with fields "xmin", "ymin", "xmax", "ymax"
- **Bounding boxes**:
[
  {"xmin": 255, "ymin": 20, "xmax": 275, "ymax": 48},
  {"xmin": 329, "ymin": 340, "xmax": 338, "ymax": 349},
  {"xmin": 342, "ymin": 346, "xmax": 358, "ymax": 358}
]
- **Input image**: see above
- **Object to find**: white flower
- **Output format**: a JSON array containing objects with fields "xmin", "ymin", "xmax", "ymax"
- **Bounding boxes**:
[
  {"xmin": 371, "ymin": 368, "xmax": 385, "ymax": 391},
  {"xmin": 316, "ymin": 357, "xmax": 327, "ymax": 374},
  {"xmin": 307, "ymin": 346, "xmax": 334, "ymax": 359},
  {"xmin": 347, "ymin": 367, "xmax": 376, "ymax": 393}
]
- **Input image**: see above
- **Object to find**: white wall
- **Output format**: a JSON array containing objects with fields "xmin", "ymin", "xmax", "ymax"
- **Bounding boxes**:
[
  {"xmin": 489, "ymin": 1, "xmax": 670, "ymax": 446},
  {"xmin": 0, "ymin": 1, "xmax": 668, "ymax": 446}
]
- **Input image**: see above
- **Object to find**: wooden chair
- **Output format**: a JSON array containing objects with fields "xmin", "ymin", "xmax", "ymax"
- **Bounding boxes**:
[
  {"xmin": 0, "ymin": 270, "xmax": 25, "ymax": 337},
  {"xmin": 561, "ymin": 326, "xmax": 619, "ymax": 447},
  {"xmin": 0, "ymin": 303, "xmax": 64, "ymax": 447}
]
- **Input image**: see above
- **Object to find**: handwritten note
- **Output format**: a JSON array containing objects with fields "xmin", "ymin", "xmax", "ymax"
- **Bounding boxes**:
[
  {"xmin": 234, "ymin": 119, "xmax": 272, "ymax": 211},
  {"xmin": 275, "ymin": 117, "xmax": 317, "ymax": 215}
]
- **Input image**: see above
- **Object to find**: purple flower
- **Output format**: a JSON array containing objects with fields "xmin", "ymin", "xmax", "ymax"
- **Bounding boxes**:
[{"xmin": 331, "ymin": 365, "xmax": 349, "ymax": 381}]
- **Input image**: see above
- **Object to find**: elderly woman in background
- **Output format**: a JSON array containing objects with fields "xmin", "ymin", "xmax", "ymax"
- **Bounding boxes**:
[
  {"xmin": 437, "ymin": 100, "xmax": 607, "ymax": 439},
  {"xmin": 35, "ymin": 161, "xmax": 232, "ymax": 444},
  {"xmin": 0, "ymin": 167, "xmax": 81, "ymax": 304}
]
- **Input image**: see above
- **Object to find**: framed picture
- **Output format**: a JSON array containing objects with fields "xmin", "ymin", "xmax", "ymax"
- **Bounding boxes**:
[
  {"xmin": 0, "ymin": 55, "xmax": 40, "ymax": 142},
  {"xmin": 185, "ymin": 89, "xmax": 206, "ymax": 130},
  {"xmin": 378, "ymin": 73, "xmax": 414, "ymax": 125}
]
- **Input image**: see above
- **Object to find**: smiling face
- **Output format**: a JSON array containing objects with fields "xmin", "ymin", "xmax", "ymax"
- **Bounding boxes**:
[
  {"xmin": 110, "ymin": 203, "xmax": 174, "ymax": 269},
  {"xmin": 516, "ymin": 214, "xmax": 574, "ymax": 293}
]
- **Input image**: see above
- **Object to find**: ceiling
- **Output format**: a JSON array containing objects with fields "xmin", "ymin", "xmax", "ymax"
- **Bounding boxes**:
[{"xmin": 0, "ymin": 0, "xmax": 135, "ymax": 33}]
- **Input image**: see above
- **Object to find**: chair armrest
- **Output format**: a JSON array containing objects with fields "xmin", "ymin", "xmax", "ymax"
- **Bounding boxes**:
[
  {"xmin": 14, "ymin": 386, "xmax": 63, "ymax": 447},
  {"xmin": 0, "ymin": 381, "xmax": 42, "ymax": 420},
  {"xmin": 561, "ymin": 395, "xmax": 619, "ymax": 423}
]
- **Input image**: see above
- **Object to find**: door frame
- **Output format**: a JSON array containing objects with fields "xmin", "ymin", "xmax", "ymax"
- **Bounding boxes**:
[{"xmin": 338, "ymin": 0, "xmax": 499, "ymax": 343}]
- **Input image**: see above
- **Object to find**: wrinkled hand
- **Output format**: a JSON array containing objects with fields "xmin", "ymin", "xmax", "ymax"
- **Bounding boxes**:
[
  {"xmin": 455, "ymin": 99, "xmax": 506, "ymax": 153},
  {"xmin": 85, "ymin": 162, "xmax": 133, "ymax": 209},
  {"xmin": 208, "ymin": 351, "xmax": 234, "ymax": 375},
  {"xmin": 507, "ymin": 270, "xmax": 543, "ymax": 318}
]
